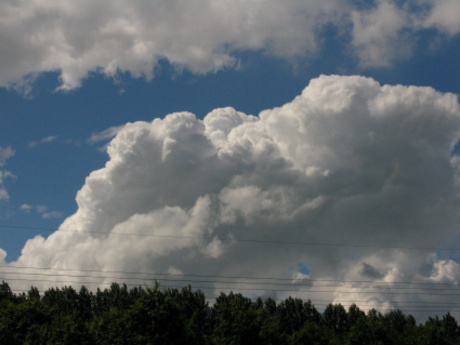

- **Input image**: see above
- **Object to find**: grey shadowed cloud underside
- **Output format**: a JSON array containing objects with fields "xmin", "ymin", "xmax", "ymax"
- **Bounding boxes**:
[{"xmin": 2, "ymin": 75, "xmax": 460, "ymax": 321}]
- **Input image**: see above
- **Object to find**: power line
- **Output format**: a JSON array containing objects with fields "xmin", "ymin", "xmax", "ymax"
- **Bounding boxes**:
[
  {"xmin": 3, "ymin": 271, "xmax": 460, "ymax": 292},
  {"xmin": 7, "ymin": 283, "xmax": 459, "ymax": 309},
  {"xmin": 4, "ymin": 275, "xmax": 460, "ymax": 298},
  {"xmin": 5, "ymin": 288, "xmax": 459, "ymax": 314},
  {"xmin": 5, "ymin": 284, "xmax": 460, "ymax": 314},
  {"xmin": 1, "ymin": 224, "xmax": 459, "ymax": 251},
  {"xmin": 0, "ymin": 264, "xmax": 458, "ymax": 287},
  {"xmin": 2, "ymin": 226, "xmax": 460, "ymax": 313}
]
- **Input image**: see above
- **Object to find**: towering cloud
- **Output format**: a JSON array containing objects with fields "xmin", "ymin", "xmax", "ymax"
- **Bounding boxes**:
[
  {"xmin": 4, "ymin": 75, "xmax": 460, "ymax": 320},
  {"xmin": 0, "ymin": 0, "xmax": 458, "ymax": 89}
]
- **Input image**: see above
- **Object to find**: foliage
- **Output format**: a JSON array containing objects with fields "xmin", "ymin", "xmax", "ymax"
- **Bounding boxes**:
[{"xmin": 0, "ymin": 281, "xmax": 459, "ymax": 344}]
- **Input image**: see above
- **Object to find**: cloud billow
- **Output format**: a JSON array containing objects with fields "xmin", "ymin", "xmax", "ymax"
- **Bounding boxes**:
[
  {"xmin": 4, "ymin": 75, "xmax": 460, "ymax": 319},
  {"xmin": 0, "ymin": 0, "xmax": 459, "ymax": 90}
]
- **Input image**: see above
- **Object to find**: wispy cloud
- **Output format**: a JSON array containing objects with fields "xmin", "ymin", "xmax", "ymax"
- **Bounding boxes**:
[
  {"xmin": 28, "ymin": 135, "xmax": 58, "ymax": 148},
  {"xmin": 19, "ymin": 204, "xmax": 32, "ymax": 212},
  {"xmin": 0, "ymin": 146, "xmax": 15, "ymax": 202},
  {"xmin": 0, "ymin": 146, "xmax": 14, "ymax": 167},
  {"xmin": 41, "ymin": 210, "xmax": 65, "ymax": 219},
  {"xmin": 20, "ymin": 204, "xmax": 64, "ymax": 219},
  {"xmin": 87, "ymin": 125, "xmax": 125, "ymax": 152},
  {"xmin": 88, "ymin": 126, "xmax": 124, "ymax": 144}
]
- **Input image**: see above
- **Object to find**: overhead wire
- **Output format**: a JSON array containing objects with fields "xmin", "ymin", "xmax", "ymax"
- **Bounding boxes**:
[
  {"xmin": 5, "ymin": 281, "xmax": 460, "ymax": 314},
  {"xmin": 3, "ymin": 274, "xmax": 460, "ymax": 298},
  {"xmin": 2, "ymin": 224, "xmax": 460, "ymax": 315},
  {"xmin": 0, "ymin": 264, "xmax": 459, "ymax": 288},
  {"xmin": 1, "ymin": 224, "xmax": 460, "ymax": 252},
  {"xmin": 5, "ymin": 284, "xmax": 460, "ymax": 315},
  {"xmin": 2, "ymin": 271, "xmax": 460, "ymax": 292}
]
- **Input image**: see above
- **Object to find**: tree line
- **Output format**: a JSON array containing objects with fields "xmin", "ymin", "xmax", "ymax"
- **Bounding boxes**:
[{"xmin": 0, "ymin": 281, "xmax": 459, "ymax": 344}]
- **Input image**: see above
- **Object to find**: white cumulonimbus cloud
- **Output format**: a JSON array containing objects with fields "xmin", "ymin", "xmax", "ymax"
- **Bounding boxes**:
[
  {"xmin": 0, "ymin": 0, "xmax": 458, "ymax": 90},
  {"xmin": 3, "ymin": 75, "xmax": 460, "ymax": 320}
]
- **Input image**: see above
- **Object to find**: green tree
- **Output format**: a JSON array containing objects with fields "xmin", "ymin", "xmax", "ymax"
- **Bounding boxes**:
[
  {"xmin": 322, "ymin": 303, "xmax": 349, "ymax": 342},
  {"xmin": 0, "ymin": 281, "xmax": 14, "ymax": 302},
  {"xmin": 418, "ymin": 313, "xmax": 460, "ymax": 345},
  {"xmin": 278, "ymin": 298, "xmax": 321, "ymax": 335},
  {"xmin": 165, "ymin": 286, "xmax": 211, "ymax": 344},
  {"xmin": 382, "ymin": 309, "xmax": 416, "ymax": 345},
  {"xmin": 90, "ymin": 307, "xmax": 131, "ymax": 345},
  {"xmin": 126, "ymin": 285, "xmax": 189, "ymax": 345},
  {"xmin": 257, "ymin": 297, "xmax": 281, "ymax": 345},
  {"xmin": 211, "ymin": 292, "xmax": 263, "ymax": 345},
  {"xmin": 0, "ymin": 298, "xmax": 52, "ymax": 345}
]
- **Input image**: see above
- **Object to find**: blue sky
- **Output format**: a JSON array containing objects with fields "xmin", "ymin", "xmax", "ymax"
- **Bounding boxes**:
[
  {"xmin": 2, "ymin": 33, "xmax": 459, "ymax": 260},
  {"xmin": 0, "ymin": 56, "xmax": 312, "ymax": 259},
  {"xmin": 1, "ymin": 0, "xmax": 460, "ymax": 319}
]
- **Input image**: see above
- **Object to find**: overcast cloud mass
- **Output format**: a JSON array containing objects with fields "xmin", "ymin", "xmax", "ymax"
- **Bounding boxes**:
[
  {"xmin": 0, "ymin": 0, "xmax": 459, "ymax": 90},
  {"xmin": 2, "ymin": 75, "xmax": 460, "ymax": 320}
]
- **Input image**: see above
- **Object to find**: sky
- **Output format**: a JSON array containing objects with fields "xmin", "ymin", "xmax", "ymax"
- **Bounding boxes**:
[{"xmin": 1, "ymin": 0, "xmax": 460, "ymax": 321}]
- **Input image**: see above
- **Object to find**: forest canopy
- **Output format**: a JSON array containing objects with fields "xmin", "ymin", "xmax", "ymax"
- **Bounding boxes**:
[{"xmin": 0, "ymin": 281, "xmax": 459, "ymax": 345}]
